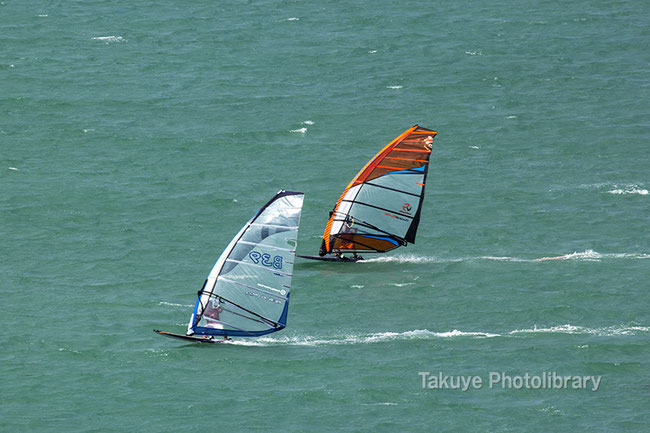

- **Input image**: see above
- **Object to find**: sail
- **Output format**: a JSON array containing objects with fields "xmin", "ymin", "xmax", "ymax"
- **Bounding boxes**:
[
  {"xmin": 320, "ymin": 125, "xmax": 436, "ymax": 255},
  {"xmin": 187, "ymin": 190, "xmax": 304, "ymax": 337}
]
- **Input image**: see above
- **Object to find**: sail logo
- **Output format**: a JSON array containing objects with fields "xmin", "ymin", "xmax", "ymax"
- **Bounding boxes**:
[
  {"xmin": 245, "ymin": 291, "xmax": 283, "ymax": 304},
  {"xmin": 257, "ymin": 283, "xmax": 287, "ymax": 297},
  {"xmin": 385, "ymin": 212, "xmax": 409, "ymax": 222},
  {"xmin": 249, "ymin": 251, "xmax": 283, "ymax": 270},
  {"xmin": 401, "ymin": 203, "xmax": 412, "ymax": 215}
]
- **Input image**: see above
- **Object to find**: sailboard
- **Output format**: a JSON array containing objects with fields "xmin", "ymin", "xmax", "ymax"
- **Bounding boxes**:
[
  {"xmin": 155, "ymin": 190, "xmax": 304, "ymax": 342},
  {"xmin": 311, "ymin": 125, "xmax": 436, "ymax": 261},
  {"xmin": 296, "ymin": 254, "xmax": 359, "ymax": 262}
]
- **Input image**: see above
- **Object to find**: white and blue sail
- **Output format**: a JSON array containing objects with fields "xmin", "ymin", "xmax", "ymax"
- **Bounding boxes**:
[{"xmin": 187, "ymin": 190, "xmax": 304, "ymax": 338}]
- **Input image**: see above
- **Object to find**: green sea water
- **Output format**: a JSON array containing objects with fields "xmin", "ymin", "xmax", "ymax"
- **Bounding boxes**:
[{"xmin": 2, "ymin": 0, "xmax": 648, "ymax": 431}]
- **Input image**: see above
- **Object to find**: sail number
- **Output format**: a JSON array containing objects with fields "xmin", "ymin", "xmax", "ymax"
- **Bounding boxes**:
[{"xmin": 249, "ymin": 251, "xmax": 283, "ymax": 270}]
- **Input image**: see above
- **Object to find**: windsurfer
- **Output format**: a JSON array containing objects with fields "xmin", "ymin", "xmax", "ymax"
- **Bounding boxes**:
[
  {"xmin": 314, "ymin": 126, "xmax": 436, "ymax": 262},
  {"xmin": 204, "ymin": 301, "xmax": 231, "ymax": 340},
  {"xmin": 341, "ymin": 225, "xmax": 363, "ymax": 260},
  {"xmin": 203, "ymin": 302, "xmax": 222, "ymax": 321}
]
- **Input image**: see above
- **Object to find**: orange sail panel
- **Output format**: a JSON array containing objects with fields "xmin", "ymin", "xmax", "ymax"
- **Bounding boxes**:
[{"xmin": 320, "ymin": 125, "xmax": 437, "ymax": 255}]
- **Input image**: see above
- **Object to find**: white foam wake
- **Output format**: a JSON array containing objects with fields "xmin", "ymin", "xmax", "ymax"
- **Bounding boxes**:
[
  {"xmin": 220, "ymin": 324, "xmax": 648, "ymax": 347},
  {"xmin": 607, "ymin": 185, "xmax": 648, "ymax": 195},
  {"xmin": 509, "ymin": 324, "xmax": 649, "ymax": 337},
  {"xmin": 159, "ymin": 301, "xmax": 193, "ymax": 308},
  {"xmin": 361, "ymin": 250, "xmax": 649, "ymax": 264},
  {"xmin": 92, "ymin": 36, "xmax": 126, "ymax": 43},
  {"xmin": 478, "ymin": 256, "xmax": 528, "ymax": 262},
  {"xmin": 362, "ymin": 254, "xmax": 464, "ymax": 264},
  {"xmin": 226, "ymin": 329, "xmax": 500, "ymax": 347},
  {"xmin": 554, "ymin": 183, "xmax": 648, "ymax": 196},
  {"xmin": 534, "ymin": 249, "xmax": 650, "ymax": 262},
  {"xmin": 363, "ymin": 253, "xmax": 532, "ymax": 264}
]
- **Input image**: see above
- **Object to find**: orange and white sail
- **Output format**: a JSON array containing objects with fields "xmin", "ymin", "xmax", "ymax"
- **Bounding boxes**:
[{"xmin": 319, "ymin": 125, "xmax": 437, "ymax": 255}]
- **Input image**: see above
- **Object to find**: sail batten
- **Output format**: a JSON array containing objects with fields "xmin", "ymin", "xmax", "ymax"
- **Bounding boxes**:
[
  {"xmin": 236, "ymin": 240, "xmax": 295, "ymax": 252},
  {"xmin": 224, "ymin": 258, "xmax": 293, "ymax": 276},
  {"xmin": 187, "ymin": 190, "xmax": 304, "ymax": 338},
  {"xmin": 363, "ymin": 182, "xmax": 423, "ymax": 197},
  {"xmin": 249, "ymin": 223, "xmax": 299, "ymax": 229},
  {"xmin": 340, "ymin": 200, "xmax": 417, "ymax": 219},
  {"xmin": 320, "ymin": 125, "xmax": 436, "ymax": 255},
  {"xmin": 217, "ymin": 277, "xmax": 289, "ymax": 301}
]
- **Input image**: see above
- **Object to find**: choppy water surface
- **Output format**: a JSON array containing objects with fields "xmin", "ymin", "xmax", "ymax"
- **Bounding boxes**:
[{"xmin": 2, "ymin": 1, "xmax": 648, "ymax": 431}]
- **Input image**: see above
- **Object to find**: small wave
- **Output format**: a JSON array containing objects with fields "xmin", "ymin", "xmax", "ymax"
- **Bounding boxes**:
[
  {"xmin": 146, "ymin": 348, "xmax": 169, "ymax": 358},
  {"xmin": 93, "ymin": 36, "xmax": 126, "ymax": 44},
  {"xmin": 608, "ymin": 186, "xmax": 648, "ymax": 195},
  {"xmin": 290, "ymin": 127, "xmax": 307, "ymax": 134},
  {"xmin": 302, "ymin": 120, "xmax": 314, "ymax": 125},
  {"xmin": 159, "ymin": 301, "xmax": 193, "ymax": 308},
  {"xmin": 285, "ymin": 17, "xmax": 299, "ymax": 21},
  {"xmin": 92, "ymin": 36, "xmax": 126, "ymax": 43},
  {"xmin": 389, "ymin": 282, "xmax": 414, "ymax": 287},
  {"xmin": 577, "ymin": 183, "xmax": 648, "ymax": 196},
  {"xmin": 386, "ymin": 85, "xmax": 403, "ymax": 89},
  {"xmin": 539, "ymin": 406, "xmax": 564, "ymax": 416},
  {"xmin": 608, "ymin": 253, "xmax": 650, "ymax": 259},
  {"xmin": 509, "ymin": 324, "xmax": 649, "ymax": 337}
]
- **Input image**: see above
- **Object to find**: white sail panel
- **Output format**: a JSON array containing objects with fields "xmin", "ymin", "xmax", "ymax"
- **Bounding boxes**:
[
  {"xmin": 187, "ymin": 191, "xmax": 304, "ymax": 337},
  {"xmin": 332, "ymin": 170, "xmax": 426, "ymax": 240}
]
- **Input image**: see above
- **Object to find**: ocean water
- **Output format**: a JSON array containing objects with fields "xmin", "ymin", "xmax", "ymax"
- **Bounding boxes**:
[{"xmin": 1, "ymin": 0, "xmax": 648, "ymax": 431}]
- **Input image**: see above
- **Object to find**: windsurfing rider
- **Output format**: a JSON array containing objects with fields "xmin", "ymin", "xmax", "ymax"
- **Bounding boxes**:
[
  {"xmin": 319, "ymin": 213, "xmax": 363, "ymax": 261},
  {"xmin": 341, "ymin": 222, "xmax": 363, "ymax": 261},
  {"xmin": 203, "ymin": 301, "xmax": 231, "ymax": 340}
]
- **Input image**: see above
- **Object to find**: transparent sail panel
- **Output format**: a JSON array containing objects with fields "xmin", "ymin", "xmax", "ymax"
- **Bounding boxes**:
[
  {"xmin": 189, "ymin": 191, "xmax": 303, "ymax": 337},
  {"xmin": 367, "ymin": 170, "xmax": 426, "ymax": 199}
]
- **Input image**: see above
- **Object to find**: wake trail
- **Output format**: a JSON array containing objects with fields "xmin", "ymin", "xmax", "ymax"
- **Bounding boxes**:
[
  {"xmin": 360, "ymin": 250, "xmax": 649, "ymax": 264},
  {"xmin": 224, "ymin": 325, "xmax": 648, "ymax": 347}
]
